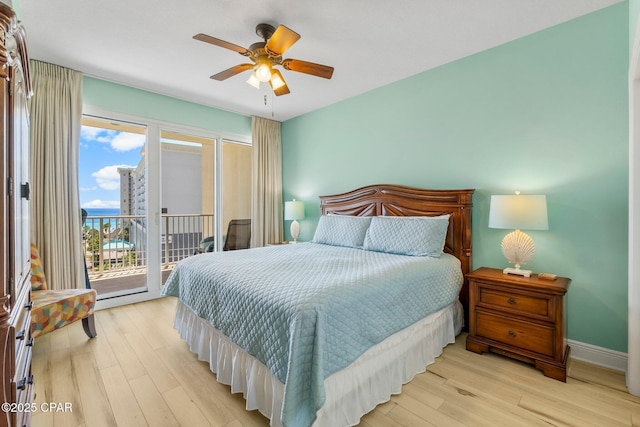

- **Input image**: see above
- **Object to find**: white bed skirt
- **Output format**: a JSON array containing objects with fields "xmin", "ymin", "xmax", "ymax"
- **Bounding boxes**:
[{"xmin": 173, "ymin": 299, "xmax": 463, "ymax": 427}]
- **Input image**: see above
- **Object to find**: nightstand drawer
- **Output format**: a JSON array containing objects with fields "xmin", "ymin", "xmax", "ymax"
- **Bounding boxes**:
[
  {"xmin": 477, "ymin": 285, "xmax": 552, "ymax": 321},
  {"xmin": 475, "ymin": 311, "xmax": 554, "ymax": 357}
]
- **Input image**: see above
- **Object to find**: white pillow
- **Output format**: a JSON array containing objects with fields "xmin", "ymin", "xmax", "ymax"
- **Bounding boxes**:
[
  {"xmin": 312, "ymin": 215, "xmax": 372, "ymax": 248},
  {"xmin": 363, "ymin": 215, "xmax": 450, "ymax": 257}
]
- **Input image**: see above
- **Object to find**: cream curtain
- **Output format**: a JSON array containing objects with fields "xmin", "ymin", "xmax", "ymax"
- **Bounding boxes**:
[
  {"xmin": 251, "ymin": 116, "xmax": 283, "ymax": 247},
  {"xmin": 29, "ymin": 60, "xmax": 84, "ymax": 290}
]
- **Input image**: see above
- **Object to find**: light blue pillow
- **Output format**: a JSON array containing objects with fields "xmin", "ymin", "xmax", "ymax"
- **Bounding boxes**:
[
  {"xmin": 312, "ymin": 215, "xmax": 373, "ymax": 248},
  {"xmin": 363, "ymin": 215, "xmax": 450, "ymax": 257}
]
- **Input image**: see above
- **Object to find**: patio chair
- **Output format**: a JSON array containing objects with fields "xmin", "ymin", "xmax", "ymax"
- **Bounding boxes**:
[
  {"xmin": 197, "ymin": 235, "xmax": 215, "ymax": 253},
  {"xmin": 223, "ymin": 219, "xmax": 251, "ymax": 251}
]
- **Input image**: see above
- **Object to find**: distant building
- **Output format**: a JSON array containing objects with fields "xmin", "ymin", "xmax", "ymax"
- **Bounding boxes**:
[
  {"xmin": 119, "ymin": 143, "xmax": 202, "ymax": 217},
  {"xmin": 133, "ymin": 159, "xmax": 146, "ymax": 216},
  {"xmin": 123, "ymin": 142, "xmax": 205, "ymax": 262},
  {"xmin": 117, "ymin": 167, "xmax": 135, "ymax": 215}
]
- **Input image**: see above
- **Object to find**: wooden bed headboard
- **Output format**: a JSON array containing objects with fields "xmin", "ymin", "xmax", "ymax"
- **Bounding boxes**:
[{"xmin": 319, "ymin": 184, "xmax": 474, "ymax": 324}]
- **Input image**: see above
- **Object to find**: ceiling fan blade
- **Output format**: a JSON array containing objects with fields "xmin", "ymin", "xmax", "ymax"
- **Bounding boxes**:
[
  {"xmin": 282, "ymin": 59, "xmax": 334, "ymax": 79},
  {"xmin": 269, "ymin": 69, "xmax": 290, "ymax": 96},
  {"xmin": 210, "ymin": 64, "xmax": 254, "ymax": 81},
  {"xmin": 265, "ymin": 25, "xmax": 300, "ymax": 56},
  {"xmin": 194, "ymin": 33, "xmax": 250, "ymax": 56}
]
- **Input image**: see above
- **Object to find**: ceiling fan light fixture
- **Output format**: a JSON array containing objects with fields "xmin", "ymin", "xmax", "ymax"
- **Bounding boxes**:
[
  {"xmin": 256, "ymin": 63, "xmax": 272, "ymax": 82},
  {"xmin": 246, "ymin": 71, "xmax": 261, "ymax": 89},
  {"xmin": 194, "ymin": 23, "xmax": 334, "ymax": 96},
  {"xmin": 269, "ymin": 70, "xmax": 286, "ymax": 90}
]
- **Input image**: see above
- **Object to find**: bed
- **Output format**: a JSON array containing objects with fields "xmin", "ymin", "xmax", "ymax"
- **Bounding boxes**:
[{"xmin": 161, "ymin": 184, "xmax": 474, "ymax": 427}]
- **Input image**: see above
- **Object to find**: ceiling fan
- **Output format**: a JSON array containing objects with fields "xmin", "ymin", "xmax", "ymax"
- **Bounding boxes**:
[{"xmin": 194, "ymin": 23, "xmax": 334, "ymax": 96}]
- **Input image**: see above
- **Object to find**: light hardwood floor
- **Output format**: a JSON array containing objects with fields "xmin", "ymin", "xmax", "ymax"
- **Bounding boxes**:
[{"xmin": 32, "ymin": 297, "xmax": 640, "ymax": 427}]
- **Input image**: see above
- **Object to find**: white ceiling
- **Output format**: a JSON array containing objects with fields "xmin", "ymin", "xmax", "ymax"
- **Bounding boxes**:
[{"xmin": 18, "ymin": 0, "xmax": 621, "ymax": 122}]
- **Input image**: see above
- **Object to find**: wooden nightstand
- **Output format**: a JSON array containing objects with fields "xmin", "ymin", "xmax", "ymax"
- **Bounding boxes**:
[
  {"xmin": 465, "ymin": 267, "xmax": 571, "ymax": 382},
  {"xmin": 267, "ymin": 241, "xmax": 290, "ymax": 246}
]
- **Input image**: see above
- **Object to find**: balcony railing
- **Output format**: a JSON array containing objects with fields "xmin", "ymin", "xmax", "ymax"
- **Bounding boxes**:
[{"xmin": 83, "ymin": 213, "xmax": 214, "ymax": 280}]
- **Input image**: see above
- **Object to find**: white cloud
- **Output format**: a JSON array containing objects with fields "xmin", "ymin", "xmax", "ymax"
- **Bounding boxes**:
[
  {"xmin": 81, "ymin": 126, "xmax": 145, "ymax": 152},
  {"xmin": 111, "ymin": 132, "xmax": 145, "ymax": 152},
  {"xmin": 97, "ymin": 132, "xmax": 118, "ymax": 144},
  {"xmin": 92, "ymin": 164, "xmax": 135, "ymax": 190},
  {"xmin": 81, "ymin": 126, "xmax": 102, "ymax": 140},
  {"xmin": 80, "ymin": 186, "xmax": 97, "ymax": 192},
  {"xmin": 82, "ymin": 199, "xmax": 120, "ymax": 208}
]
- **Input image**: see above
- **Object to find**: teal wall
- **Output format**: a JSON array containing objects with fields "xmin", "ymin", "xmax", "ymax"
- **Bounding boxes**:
[
  {"xmin": 82, "ymin": 77, "xmax": 251, "ymax": 137},
  {"xmin": 632, "ymin": 0, "xmax": 639, "ymax": 53},
  {"xmin": 282, "ymin": 4, "xmax": 629, "ymax": 352}
]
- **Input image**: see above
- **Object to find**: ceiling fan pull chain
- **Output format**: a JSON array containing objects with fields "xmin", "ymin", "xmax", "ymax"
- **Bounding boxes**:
[{"xmin": 271, "ymin": 92, "xmax": 275, "ymax": 117}]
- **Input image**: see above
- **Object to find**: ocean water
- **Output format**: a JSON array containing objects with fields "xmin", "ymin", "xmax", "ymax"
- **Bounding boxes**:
[
  {"xmin": 83, "ymin": 208, "xmax": 121, "ymax": 230},
  {"xmin": 84, "ymin": 208, "xmax": 120, "ymax": 217}
]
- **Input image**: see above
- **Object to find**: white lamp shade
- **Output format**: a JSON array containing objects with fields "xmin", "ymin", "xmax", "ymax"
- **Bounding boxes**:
[
  {"xmin": 246, "ymin": 72, "xmax": 261, "ymax": 89},
  {"xmin": 269, "ymin": 70, "xmax": 286, "ymax": 90},
  {"xmin": 284, "ymin": 200, "xmax": 305, "ymax": 221},
  {"xmin": 489, "ymin": 195, "xmax": 548, "ymax": 230},
  {"xmin": 256, "ymin": 63, "xmax": 272, "ymax": 82}
]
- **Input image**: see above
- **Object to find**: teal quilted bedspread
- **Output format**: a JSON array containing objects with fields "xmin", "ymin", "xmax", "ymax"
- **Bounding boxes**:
[{"xmin": 161, "ymin": 242, "xmax": 462, "ymax": 427}]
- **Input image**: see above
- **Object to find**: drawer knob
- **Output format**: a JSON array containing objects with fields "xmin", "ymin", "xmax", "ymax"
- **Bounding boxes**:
[
  {"xmin": 25, "ymin": 301, "xmax": 33, "ymax": 310},
  {"xmin": 508, "ymin": 297, "xmax": 516, "ymax": 305},
  {"xmin": 15, "ymin": 330, "xmax": 25, "ymax": 340},
  {"xmin": 508, "ymin": 330, "xmax": 517, "ymax": 338}
]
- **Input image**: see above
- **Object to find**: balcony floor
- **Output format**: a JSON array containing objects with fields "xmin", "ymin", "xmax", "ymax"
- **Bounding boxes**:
[{"xmin": 89, "ymin": 266, "xmax": 174, "ymax": 297}]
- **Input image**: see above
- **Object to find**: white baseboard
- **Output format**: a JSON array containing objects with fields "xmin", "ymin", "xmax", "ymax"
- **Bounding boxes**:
[{"xmin": 567, "ymin": 339, "xmax": 628, "ymax": 373}]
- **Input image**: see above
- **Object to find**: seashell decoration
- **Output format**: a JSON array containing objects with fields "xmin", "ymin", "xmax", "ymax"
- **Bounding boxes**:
[{"xmin": 501, "ymin": 229, "xmax": 535, "ymax": 269}]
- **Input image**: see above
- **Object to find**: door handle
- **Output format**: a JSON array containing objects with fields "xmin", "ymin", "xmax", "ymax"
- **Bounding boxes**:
[{"xmin": 21, "ymin": 182, "xmax": 30, "ymax": 200}]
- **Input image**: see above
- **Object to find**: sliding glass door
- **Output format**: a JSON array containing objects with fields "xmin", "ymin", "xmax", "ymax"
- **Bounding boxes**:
[
  {"xmin": 81, "ymin": 108, "xmax": 251, "ymax": 309},
  {"xmin": 158, "ymin": 130, "xmax": 215, "ymax": 276},
  {"xmin": 158, "ymin": 132, "xmax": 252, "ymax": 256},
  {"xmin": 80, "ymin": 116, "xmax": 149, "ymax": 300}
]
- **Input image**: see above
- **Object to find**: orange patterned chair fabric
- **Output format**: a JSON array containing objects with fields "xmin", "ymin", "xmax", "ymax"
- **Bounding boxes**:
[
  {"xmin": 31, "ymin": 289, "xmax": 97, "ymax": 338},
  {"xmin": 30, "ymin": 243, "xmax": 97, "ymax": 339}
]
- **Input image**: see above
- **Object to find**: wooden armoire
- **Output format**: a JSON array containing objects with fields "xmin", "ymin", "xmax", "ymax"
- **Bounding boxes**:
[{"xmin": 0, "ymin": 3, "xmax": 34, "ymax": 427}]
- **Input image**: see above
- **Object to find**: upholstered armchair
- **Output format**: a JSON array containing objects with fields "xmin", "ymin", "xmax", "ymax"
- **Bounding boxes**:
[{"xmin": 30, "ymin": 243, "xmax": 97, "ymax": 339}]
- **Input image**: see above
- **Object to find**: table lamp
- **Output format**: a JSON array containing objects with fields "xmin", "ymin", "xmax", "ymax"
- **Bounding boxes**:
[
  {"xmin": 284, "ymin": 199, "xmax": 305, "ymax": 243},
  {"xmin": 489, "ymin": 193, "xmax": 548, "ymax": 277}
]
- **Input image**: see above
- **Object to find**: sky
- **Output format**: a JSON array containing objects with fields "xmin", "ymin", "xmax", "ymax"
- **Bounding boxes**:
[{"xmin": 79, "ymin": 126, "xmax": 146, "ymax": 209}]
